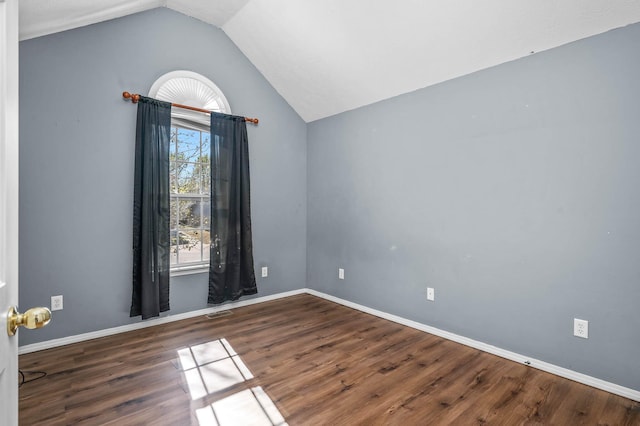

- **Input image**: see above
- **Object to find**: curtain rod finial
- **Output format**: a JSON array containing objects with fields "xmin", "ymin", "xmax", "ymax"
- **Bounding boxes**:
[{"xmin": 122, "ymin": 91, "xmax": 140, "ymax": 103}]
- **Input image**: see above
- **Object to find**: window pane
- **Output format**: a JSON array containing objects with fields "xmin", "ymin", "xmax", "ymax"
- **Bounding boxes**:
[
  {"xmin": 202, "ymin": 133, "xmax": 211, "ymax": 159},
  {"xmin": 177, "ymin": 231, "xmax": 201, "ymax": 264},
  {"xmin": 177, "ymin": 162, "xmax": 199, "ymax": 194},
  {"xmin": 170, "ymin": 127, "xmax": 178, "ymax": 154},
  {"xmin": 170, "ymin": 198, "xmax": 178, "ymax": 229},
  {"xmin": 193, "ymin": 162, "xmax": 206, "ymax": 194},
  {"xmin": 203, "ymin": 230, "xmax": 211, "ymax": 262},
  {"xmin": 170, "ymin": 161, "xmax": 178, "ymax": 194},
  {"xmin": 177, "ymin": 128, "xmax": 201, "ymax": 162},
  {"xmin": 178, "ymin": 198, "xmax": 201, "ymax": 228},
  {"xmin": 201, "ymin": 164, "xmax": 211, "ymax": 195},
  {"xmin": 170, "ymin": 229, "xmax": 184, "ymax": 265},
  {"xmin": 202, "ymin": 200, "xmax": 210, "ymax": 227}
]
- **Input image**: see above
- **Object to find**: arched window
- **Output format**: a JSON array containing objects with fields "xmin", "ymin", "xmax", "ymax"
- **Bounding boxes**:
[{"xmin": 149, "ymin": 71, "xmax": 230, "ymax": 273}]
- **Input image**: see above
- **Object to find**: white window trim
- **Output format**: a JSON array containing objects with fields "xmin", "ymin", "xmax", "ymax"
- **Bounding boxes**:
[{"xmin": 171, "ymin": 264, "xmax": 209, "ymax": 277}]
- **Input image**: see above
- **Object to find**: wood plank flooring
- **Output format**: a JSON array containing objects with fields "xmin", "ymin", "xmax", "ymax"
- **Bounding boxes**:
[{"xmin": 19, "ymin": 294, "xmax": 640, "ymax": 425}]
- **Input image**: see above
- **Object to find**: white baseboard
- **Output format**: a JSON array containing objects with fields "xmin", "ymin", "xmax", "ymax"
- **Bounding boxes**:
[
  {"xmin": 305, "ymin": 289, "xmax": 640, "ymax": 403},
  {"xmin": 19, "ymin": 287, "xmax": 640, "ymax": 402},
  {"xmin": 18, "ymin": 289, "xmax": 306, "ymax": 355}
]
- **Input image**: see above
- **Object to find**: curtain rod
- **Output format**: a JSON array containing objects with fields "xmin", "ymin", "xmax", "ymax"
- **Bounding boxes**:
[{"xmin": 122, "ymin": 92, "xmax": 259, "ymax": 125}]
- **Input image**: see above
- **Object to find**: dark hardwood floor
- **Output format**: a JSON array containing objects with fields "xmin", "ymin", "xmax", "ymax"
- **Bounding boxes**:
[{"xmin": 19, "ymin": 294, "xmax": 640, "ymax": 425}]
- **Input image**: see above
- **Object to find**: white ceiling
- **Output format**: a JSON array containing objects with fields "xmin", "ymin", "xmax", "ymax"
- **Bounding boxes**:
[{"xmin": 19, "ymin": 0, "xmax": 640, "ymax": 122}]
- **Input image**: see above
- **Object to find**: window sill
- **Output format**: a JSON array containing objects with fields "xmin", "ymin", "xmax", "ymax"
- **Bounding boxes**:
[{"xmin": 170, "ymin": 265, "xmax": 209, "ymax": 277}]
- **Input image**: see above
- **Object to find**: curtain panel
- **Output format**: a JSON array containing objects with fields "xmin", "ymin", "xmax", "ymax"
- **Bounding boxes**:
[
  {"xmin": 130, "ymin": 96, "xmax": 172, "ymax": 319},
  {"xmin": 208, "ymin": 112, "xmax": 257, "ymax": 304}
]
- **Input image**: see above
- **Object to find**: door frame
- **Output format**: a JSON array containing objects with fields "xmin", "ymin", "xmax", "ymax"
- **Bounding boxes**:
[{"xmin": 0, "ymin": 0, "xmax": 20, "ymax": 424}]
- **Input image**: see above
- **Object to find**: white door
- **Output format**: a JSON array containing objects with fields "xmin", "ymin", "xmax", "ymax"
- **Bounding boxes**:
[{"xmin": 0, "ymin": 0, "xmax": 20, "ymax": 424}]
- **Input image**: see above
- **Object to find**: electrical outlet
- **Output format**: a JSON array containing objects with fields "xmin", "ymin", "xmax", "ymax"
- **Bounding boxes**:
[
  {"xmin": 261, "ymin": 266, "xmax": 268, "ymax": 278},
  {"xmin": 338, "ymin": 268, "xmax": 345, "ymax": 280},
  {"xmin": 427, "ymin": 287, "xmax": 435, "ymax": 301},
  {"xmin": 574, "ymin": 318, "xmax": 588, "ymax": 339},
  {"xmin": 51, "ymin": 295, "xmax": 63, "ymax": 311}
]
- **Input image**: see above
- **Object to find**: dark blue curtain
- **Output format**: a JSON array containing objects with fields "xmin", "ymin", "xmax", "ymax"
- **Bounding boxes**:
[
  {"xmin": 130, "ymin": 96, "xmax": 172, "ymax": 319},
  {"xmin": 208, "ymin": 112, "xmax": 257, "ymax": 303}
]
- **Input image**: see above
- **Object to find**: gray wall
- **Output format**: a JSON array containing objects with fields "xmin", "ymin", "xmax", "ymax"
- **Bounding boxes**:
[
  {"xmin": 307, "ymin": 23, "xmax": 640, "ymax": 390},
  {"xmin": 19, "ymin": 8, "xmax": 307, "ymax": 345}
]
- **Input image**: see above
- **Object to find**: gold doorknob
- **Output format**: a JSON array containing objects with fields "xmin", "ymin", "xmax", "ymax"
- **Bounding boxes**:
[{"xmin": 7, "ymin": 306, "xmax": 51, "ymax": 336}]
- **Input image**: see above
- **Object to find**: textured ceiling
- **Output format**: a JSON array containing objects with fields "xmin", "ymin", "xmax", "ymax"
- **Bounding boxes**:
[
  {"xmin": 19, "ymin": 0, "xmax": 640, "ymax": 122},
  {"xmin": 18, "ymin": 0, "xmax": 250, "ymax": 39}
]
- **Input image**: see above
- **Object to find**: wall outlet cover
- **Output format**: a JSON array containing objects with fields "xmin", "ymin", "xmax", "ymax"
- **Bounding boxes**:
[
  {"xmin": 261, "ymin": 266, "xmax": 268, "ymax": 278},
  {"xmin": 427, "ymin": 287, "xmax": 435, "ymax": 301},
  {"xmin": 338, "ymin": 268, "xmax": 345, "ymax": 280},
  {"xmin": 51, "ymin": 295, "xmax": 63, "ymax": 311},
  {"xmin": 574, "ymin": 318, "xmax": 589, "ymax": 339}
]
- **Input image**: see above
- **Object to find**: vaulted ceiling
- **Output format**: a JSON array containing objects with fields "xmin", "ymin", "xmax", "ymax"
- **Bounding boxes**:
[{"xmin": 19, "ymin": 0, "xmax": 640, "ymax": 122}]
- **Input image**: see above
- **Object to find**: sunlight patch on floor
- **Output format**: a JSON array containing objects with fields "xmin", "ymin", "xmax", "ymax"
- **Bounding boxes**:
[
  {"xmin": 178, "ymin": 339, "xmax": 254, "ymax": 400},
  {"xmin": 196, "ymin": 387, "xmax": 288, "ymax": 426},
  {"xmin": 176, "ymin": 339, "xmax": 287, "ymax": 425}
]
